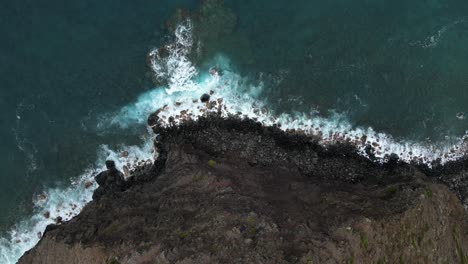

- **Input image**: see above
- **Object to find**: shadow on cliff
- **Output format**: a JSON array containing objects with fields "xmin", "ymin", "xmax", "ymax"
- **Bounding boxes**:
[{"xmin": 19, "ymin": 115, "xmax": 468, "ymax": 264}]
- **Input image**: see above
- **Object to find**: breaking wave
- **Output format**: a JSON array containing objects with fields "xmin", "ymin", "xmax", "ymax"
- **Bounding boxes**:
[
  {"xmin": 142, "ymin": 20, "xmax": 468, "ymax": 165},
  {"xmin": 2, "ymin": 18, "xmax": 468, "ymax": 264},
  {"xmin": 0, "ymin": 137, "xmax": 154, "ymax": 263}
]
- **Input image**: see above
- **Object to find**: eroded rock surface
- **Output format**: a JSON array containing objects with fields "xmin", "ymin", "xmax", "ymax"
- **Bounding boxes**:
[{"xmin": 19, "ymin": 117, "xmax": 468, "ymax": 264}]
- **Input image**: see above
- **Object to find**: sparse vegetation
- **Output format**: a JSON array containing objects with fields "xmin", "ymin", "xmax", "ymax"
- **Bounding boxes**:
[
  {"xmin": 399, "ymin": 255, "xmax": 405, "ymax": 264},
  {"xmin": 245, "ymin": 214, "xmax": 259, "ymax": 237},
  {"xmin": 360, "ymin": 232, "xmax": 369, "ymax": 251},
  {"xmin": 387, "ymin": 186, "xmax": 398, "ymax": 196},
  {"xmin": 248, "ymin": 226, "xmax": 258, "ymax": 236},
  {"xmin": 305, "ymin": 255, "xmax": 314, "ymax": 264},
  {"xmin": 377, "ymin": 257, "xmax": 386, "ymax": 264},
  {"xmin": 208, "ymin": 159, "xmax": 217, "ymax": 167},
  {"xmin": 193, "ymin": 174, "xmax": 208, "ymax": 182},
  {"xmin": 453, "ymin": 226, "xmax": 468, "ymax": 264},
  {"xmin": 106, "ymin": 257, "xmax": 120, "ymax": 264},
  {"xmin": 425, "ymin": 187, "xmax": 433, "ymax": 198},
  {"xmin": 411, "ymin": 236, "xmax": 418, "ymax": 249},
  {"xmin": 246, "ymin": 215, "xmax": 257, "ymax": 225},
  {"xmin": 178, "ymin": 231, "xmax": 189, "ymax": 239}
]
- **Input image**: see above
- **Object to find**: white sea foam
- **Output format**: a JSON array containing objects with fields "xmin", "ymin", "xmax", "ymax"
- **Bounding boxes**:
[
  {"xmin": 148, "ymin": 19, "xmax": 198, "ymax": 94},
  {"xmin": 3, "ymin": 18, "xmax": 468, "ymax": 264},
  {"xmin": 0, "ymin": 138, "xmax": 154, "ymax": 264},
  {"xmin": 143, "ymin": 21, "xmax": 468, "ymax": 166},
  {"xmin": 410, "ymin": 18, "xmax": 466, "ymax": 49}
]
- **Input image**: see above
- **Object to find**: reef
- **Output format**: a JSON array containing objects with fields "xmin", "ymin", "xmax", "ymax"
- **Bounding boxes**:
[{"xmin": 19, "ymin": 114, "xmax": 468, "ymax": 264}]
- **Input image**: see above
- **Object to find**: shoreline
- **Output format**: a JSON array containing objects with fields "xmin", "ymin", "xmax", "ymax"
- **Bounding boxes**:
[
  {"xmin": 151, "ymin": 113, "xmax": 468, "ymax": 209},
  {"xmin": 19, "ymin": 113, "xmax": 468, "ymax": 263}
]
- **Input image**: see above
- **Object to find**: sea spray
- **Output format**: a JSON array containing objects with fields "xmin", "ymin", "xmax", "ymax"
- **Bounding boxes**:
[
  {"xmin": 148, "ymin": 19, "xmax": 198, "ymax": 94},
  {"xmin": 3, "ymin": 17, "xmax": 468, "ymax": 264},
  {"xmin": 0, "ymin": 137, "xmax": 154, "ymax": 264},
  {"xmin": 143, "ymin": 21, "xmax": 468, "ymax": 166},
  {"xmin": 108, "ymin": 21, "xmax": 468, "ymax": 166}
]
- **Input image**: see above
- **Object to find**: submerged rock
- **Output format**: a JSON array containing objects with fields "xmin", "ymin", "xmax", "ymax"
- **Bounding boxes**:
[{"xmin": 19, "ymin": 117, "xmax": 468, "ymax": 264}]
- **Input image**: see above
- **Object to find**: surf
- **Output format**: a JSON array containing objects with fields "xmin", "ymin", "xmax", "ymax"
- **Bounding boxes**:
[{"xmin": 1, "ymin": 18, "xmax": 467, "ymax": 264}]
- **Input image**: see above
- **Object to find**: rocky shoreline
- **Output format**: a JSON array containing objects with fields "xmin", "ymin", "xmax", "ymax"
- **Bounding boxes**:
[{"xmin": 18, "ymin": 115, "xmax": 468, "ymax": 263}]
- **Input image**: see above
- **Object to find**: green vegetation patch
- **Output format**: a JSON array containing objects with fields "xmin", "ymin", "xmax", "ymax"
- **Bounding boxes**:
[
  {"xmin": 193, "ymin": 174, "xmax": 208, "ymax": 183},
  {"xmin": 386, "ymin": 186, "xmax": 398, "ymax": 196},
  {"xmin": 106, "ymin": 257, "xmax": 120, "ymax": 264},
  {"xmin": 305, "ymin": 255, "xmax": 314, "ymax": 264},
  {"xmin": 208, "ymin": 159, "xmax": 217, "ymax": 167},
  {"xmin": 360, "ymin": 232, "xmax": 369, "ymax": 251},
  {"xmin": 179, "ymin": 231, "xmax": 190, "ymax": 239},
  {"xmin": 453, "ymin": 226, "xmax": 468, "ymax": 264},
  {"xmin": 425, "ymin": 187, "xmax": 433, "ymax": 198}
]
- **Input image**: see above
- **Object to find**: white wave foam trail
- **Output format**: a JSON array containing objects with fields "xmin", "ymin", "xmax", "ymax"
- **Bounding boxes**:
[
  {"xmin": 144, "ymin": 21, "xmax": 468, "ymax": 166},
  {"xmin": 148, "ymin": 19, "xmax": 198, "ymax": 94},
  {"xmin": 149, "ymin": 69, "xmax": 468, "ymax": 165},
  {"xmin": 0, "ymin": 138, "xmax": 154, "ymax": 264},
  {"xmin": 3, "ymin": 17, "xmax": 468, "ymax": 264},
  {"xmin": 410, "ymin": 18, "xmax": 466, "ymax": 49},
  {"xmin": 0, "ymin": 21, "xmax": 197, "ymax": 263}
]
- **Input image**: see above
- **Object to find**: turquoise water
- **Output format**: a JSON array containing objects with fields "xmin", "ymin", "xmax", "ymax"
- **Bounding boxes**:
[
  {"xmin": 0, "ymin": 0, "xmax": 197, "ymax": 232},
  {"xmin": 0, "ymin": 0, "xmax": 467, "ymax": 262},
  {"xmin": 222, "ymin": 0, "xmax": 468, "ymax": 140}
]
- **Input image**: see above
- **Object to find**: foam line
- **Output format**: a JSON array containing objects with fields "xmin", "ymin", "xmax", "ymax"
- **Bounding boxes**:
[
  {"xmin": 145, "ymin": 21, "xmax": 468, "ymax": 166},
  {"xmin": 0, "ymin": 139, "xmax": 154, "ymax": 264}
]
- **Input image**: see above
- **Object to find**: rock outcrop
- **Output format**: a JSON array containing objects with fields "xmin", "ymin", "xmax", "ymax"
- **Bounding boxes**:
[{"xmin": 19, "ymin": 117, "xmax": 468, "ymax": 264}]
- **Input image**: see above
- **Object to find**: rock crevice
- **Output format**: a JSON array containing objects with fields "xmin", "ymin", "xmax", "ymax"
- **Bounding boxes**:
[{"xmin": 19, "ymin": 117, "xmax": 468, "ymax": 264}]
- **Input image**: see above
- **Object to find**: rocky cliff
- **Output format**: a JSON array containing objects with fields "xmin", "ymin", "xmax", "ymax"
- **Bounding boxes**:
[{"xmin": 19, "ymin": 116, "xmax": 468, "ymax": 264}]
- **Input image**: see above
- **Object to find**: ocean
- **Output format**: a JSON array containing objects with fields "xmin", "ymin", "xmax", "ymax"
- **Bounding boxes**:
[{"xmin": 1, "ymin": 0, "xmax": 467, "ymax": 262}]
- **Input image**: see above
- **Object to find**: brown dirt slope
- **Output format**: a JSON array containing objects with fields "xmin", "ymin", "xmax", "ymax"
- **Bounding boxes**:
[{"xmin": 19, "ymin": 117, "xmax": 468, "ymax": 264}]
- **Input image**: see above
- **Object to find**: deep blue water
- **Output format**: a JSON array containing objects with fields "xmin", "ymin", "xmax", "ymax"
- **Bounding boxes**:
[
  {"xmin": 0, "ymin": 0, "xmax": 467, "ymax": 262},
  {"xmin": 223, "ymin": 0, "xmax": 468, "ymax": 140},
  {"xmin": 0, "ymin": 0, "xmax": 197, "ymax": 229}
]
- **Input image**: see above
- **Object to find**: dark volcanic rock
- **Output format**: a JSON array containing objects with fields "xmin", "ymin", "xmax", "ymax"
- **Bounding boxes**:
[
  {"xmin": 200, "ymin": 93, "xmax": 210, "ymax": 103},
  {"xmin": 147, "ymin": 111, "xmax": 160, "ymax": 127},
  {"xmin": 19, "ymin": 117, "xmax": 468, "ymax": 264}
]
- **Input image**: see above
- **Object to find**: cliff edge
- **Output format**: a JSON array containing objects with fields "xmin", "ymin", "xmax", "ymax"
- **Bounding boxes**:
[{"xmin": 19, "ymin": 117, "xmax": 468, "ymax": 263}]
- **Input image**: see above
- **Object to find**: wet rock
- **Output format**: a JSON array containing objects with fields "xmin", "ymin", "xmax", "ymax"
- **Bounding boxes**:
[
  {"xmin": 37, "ymin": 193, "xmax": 47, "ymax": 202},
  {"xmin": 207, "ymin": 101, "xmax": 217, "ymax": 109},
  {"xmin": 19, "ymin": 116, "xmax": 468, "ymax": 264},
  {"xmin": 147, "ymin": 110, "xmax": 160, "ymax": 127},
  {"xmin": 387, "ymin": 153, "xmax": 399, "ymax": 165},
  {"xmin": 200, "ymin": 93, "xmax": 210, "ymax": 103},
  {"xmin": 364, "ymin": 144, "xmax": 375, "ymax": 160},
  {"xmin": 168, "ymin": 116, "xmax": 175, "ymax": 124},
  {"xmin": 248, "ymin": 159, "xmax": 258, "ymax": 167},
  {"xmin": 84, "ymin": 182, "xmax": 93, "ymax": 189}
]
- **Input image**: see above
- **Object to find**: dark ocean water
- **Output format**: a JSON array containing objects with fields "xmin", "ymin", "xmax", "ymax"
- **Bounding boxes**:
[
  {"xmin": 223, "ymin": 0, "xmax": 468, "ymax": 140},
  {"xmin": 0, "ymin": 0, "xmax": 197, "ymax": 229},
  {"xmin": 0, "ymin": 0, "xmax": 467, "ymax": 262}
]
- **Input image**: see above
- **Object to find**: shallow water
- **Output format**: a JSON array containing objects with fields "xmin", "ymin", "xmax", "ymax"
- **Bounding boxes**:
[{"xmin": 0, "ymin": 0, "xmax": 467, "ymax": 263}]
